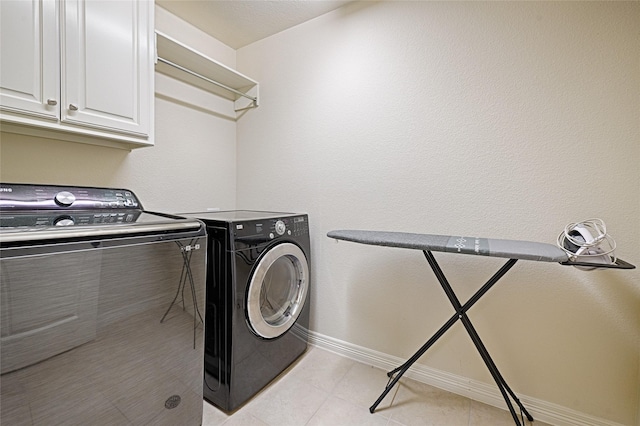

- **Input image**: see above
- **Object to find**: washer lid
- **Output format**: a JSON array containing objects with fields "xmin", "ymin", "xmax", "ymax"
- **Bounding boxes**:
[{"xmin": 0, "ymin": 212, "xmax": 203, "ymax": 244}]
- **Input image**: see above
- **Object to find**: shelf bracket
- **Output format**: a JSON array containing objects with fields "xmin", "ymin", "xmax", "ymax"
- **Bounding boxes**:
[{"xmin": 234, "ymin": 100, "xmax": 258, "ymax": 112}]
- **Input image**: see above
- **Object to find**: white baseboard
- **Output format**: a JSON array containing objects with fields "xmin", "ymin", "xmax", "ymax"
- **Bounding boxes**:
[{"xmin": 306, "ymin": 330, "xmax": 627, "ymax": 426}]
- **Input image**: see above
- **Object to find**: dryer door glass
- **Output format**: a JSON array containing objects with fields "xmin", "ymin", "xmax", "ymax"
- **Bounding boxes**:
[{"xmin": 246, "ymin": 243, "xmax": 309, "ymax": 339}]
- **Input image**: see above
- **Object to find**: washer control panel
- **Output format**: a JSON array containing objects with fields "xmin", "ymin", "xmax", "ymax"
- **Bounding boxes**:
[
  {"xmin": 0, "ymin": 183, "xmax": 144, "ymax": 229},
  {"xmin": 0, "ymin": 183, "xmax": 141, "ymax": 211},
  {"xmin": 1, "ymin": 211, "xmax": 143, "ymax": 228}
]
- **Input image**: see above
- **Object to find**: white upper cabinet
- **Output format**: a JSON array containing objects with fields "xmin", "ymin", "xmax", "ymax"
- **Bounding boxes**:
[
  {"xmin": 0, "ymin": 0, "xmax": 154, "ymax": 149},
  {"xmin": 62, "ymin": 0, "xmax": 151, "ymax": 136},
  {"xmin": 0, "ymin": 0, "xmax": 59, "ymax": 121}
]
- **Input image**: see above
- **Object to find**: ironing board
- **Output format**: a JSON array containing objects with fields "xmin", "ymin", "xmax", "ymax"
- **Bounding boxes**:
[{"xmin": 327, "ymin": 230, "xmax": 635, "ymax": 425}]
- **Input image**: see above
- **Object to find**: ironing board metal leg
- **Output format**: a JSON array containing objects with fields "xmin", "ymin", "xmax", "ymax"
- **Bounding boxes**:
[
  {"xmin": 369, "ymin": 313, "xmax": 459, "ymax": 413},
  {"xmin": 369, "ymin": 252, "xmax": 531, "ymax": 426},
  {"xmin": 383, "ymin": 256, "xmax": 518, "ymax": 379},
  {"xmin": 459, "ymin": 313, "xmax": 532, "ymax": 424},
  {"xmin": 386, "ymin": 313, "xmax": 458, "ymax": 378},
  {"xmin": 423, "ymin": 251, "xmax": 531, "ymax": 425}
]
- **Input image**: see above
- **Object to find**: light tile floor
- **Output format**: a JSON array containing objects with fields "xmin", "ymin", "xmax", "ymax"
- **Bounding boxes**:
[{"xmin": 202, "ymin": 346, "xmax": 552, "ymax": 426}]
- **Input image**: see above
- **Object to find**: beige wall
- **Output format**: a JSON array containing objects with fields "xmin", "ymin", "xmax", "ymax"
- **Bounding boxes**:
[
  {"xmin": 1, "ymin": 1, "xmax": 638, "ymax": 424},
  {"xmin": 0, "ymin": 6, "xmax": 237, "ymax": 213},
  {"xmin": 236, "ymin": 2, "xmax": 640, "ymax": 425}
]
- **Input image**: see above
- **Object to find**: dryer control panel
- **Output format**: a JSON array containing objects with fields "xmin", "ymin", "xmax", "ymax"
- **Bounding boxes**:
[
  {"xmin": 233, "ymin": 215, "xmax": 309, "ymax": 248},
  {"xmin": 290, "ymin": 216, "xmax": 309, "ymax": 237}
]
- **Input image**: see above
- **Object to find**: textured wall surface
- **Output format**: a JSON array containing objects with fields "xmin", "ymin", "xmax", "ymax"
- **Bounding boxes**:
[
  {"xmin": 0, "ymin": 1, "xmax": 638, "ymax": 424},
  {"xmin": 0, "ymin": 6, "xmax": 237, "ymax": 213},
  {"xmin": 236, "ymin": 2, "xmax": 640, "ymax": 424}
]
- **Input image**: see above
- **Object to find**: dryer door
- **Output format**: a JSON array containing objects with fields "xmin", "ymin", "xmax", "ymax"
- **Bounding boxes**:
[{"xmin": 246, "ymin": 242, "xmax": 309, "ymax": 339}]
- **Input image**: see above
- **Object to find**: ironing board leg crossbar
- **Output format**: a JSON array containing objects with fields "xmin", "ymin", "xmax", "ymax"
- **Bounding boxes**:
[{"xmin": 369, "ymin": 251, "xmax": 533, "ymax": 426}]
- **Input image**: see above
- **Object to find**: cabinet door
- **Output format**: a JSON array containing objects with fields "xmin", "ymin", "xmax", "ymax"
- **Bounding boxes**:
[
  {"xmin": 0, "ymin": 0, "xmax": 59, "ymax": 120},
  {"xmin": 62, "ymin": 0, "xmax": 152, "ymax": 137}
]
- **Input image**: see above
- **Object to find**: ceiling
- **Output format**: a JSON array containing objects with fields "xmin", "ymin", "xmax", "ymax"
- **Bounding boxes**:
[{"xmin": 155, "ymin": 0, "xmax": 354, "ymax": 49}]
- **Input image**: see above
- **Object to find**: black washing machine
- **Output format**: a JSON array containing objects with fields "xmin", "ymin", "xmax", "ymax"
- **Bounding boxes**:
[{"xmin": 182, "ymin": 210, "xmax": 311, "ymax": 411}]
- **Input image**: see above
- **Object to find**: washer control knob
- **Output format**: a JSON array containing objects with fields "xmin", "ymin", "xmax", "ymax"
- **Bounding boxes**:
[
  {"xmin": 54, "ymin": 216, "xmax": 75, "ymax": 226},
  {"xmin": 55, "ymin": 191, "xmax": 76, "ymax": 207},
  {"xmin": 275, "ymin": 220, "xmax": 286, "ymax": 236}
]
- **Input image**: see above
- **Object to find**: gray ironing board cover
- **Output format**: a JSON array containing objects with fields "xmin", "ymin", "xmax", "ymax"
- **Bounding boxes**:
[{"xmin": 327, "ymin": 230, "xmax": 570, "ymax": 263}]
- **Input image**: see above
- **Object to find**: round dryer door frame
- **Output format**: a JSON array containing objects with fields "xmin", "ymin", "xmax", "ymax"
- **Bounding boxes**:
[{"xmin": 246, "ymin": 242, "xmax": 309, "ymax": 339}]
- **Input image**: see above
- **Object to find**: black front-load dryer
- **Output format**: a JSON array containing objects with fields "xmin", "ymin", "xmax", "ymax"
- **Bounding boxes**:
[{"xmin": 183, "ymin": 210, "xmax": 311, "ymax": 412}]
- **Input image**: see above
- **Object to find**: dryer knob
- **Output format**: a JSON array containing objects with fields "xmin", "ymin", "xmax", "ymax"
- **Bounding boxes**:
[{"xmin": 275, "ymin": 220, "xmax": 286, "ymax": 236}]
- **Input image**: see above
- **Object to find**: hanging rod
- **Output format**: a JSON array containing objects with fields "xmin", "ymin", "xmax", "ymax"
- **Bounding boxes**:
[{"xmin": 156, "ymin": 56, "xmax": 258, "ymax": 107}]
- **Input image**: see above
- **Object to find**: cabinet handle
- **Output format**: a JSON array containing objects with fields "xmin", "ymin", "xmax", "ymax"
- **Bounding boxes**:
[
  {"xmin": 46, "ymin": 99, "xmax": 58, "ymax": 106},
  {"xmin": 69, "ymin": 104, "xmax": 78, "ymax": 111}
]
